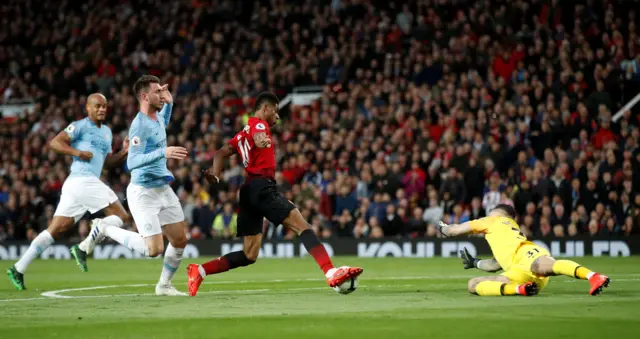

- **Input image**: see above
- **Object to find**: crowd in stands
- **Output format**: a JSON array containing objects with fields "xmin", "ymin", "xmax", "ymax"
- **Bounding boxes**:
[{"xmin": 0, "ymin": 0, "xmax": 639, "ymax": 242}]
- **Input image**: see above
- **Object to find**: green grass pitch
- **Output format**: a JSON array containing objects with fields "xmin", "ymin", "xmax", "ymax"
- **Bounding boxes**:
[{"xmin": 1, "ymin": 257, "xmax": 639, "ymax": 339}]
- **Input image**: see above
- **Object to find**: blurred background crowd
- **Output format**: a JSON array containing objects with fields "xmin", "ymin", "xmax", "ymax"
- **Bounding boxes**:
[{"xmin": 0, "ymin": 0, "xmax": 639, "ymax": 243}]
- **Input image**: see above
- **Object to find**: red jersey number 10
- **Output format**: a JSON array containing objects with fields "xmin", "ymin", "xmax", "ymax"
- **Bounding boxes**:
[{"xmin": 237, "ymin": 136, "xmax": 251, "ymax": 168}]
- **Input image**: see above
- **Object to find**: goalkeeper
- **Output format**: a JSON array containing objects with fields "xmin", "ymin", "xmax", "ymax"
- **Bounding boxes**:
[{"xmin": 440, "ymin": 204, "xmax": 610, "ymax": 296}]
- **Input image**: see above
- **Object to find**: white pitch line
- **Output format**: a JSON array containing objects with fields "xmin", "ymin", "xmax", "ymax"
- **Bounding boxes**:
[
  {"xmin": 0, "ymin": 297, "xmax": 50, "ymax": 302},
  {"xmin": 39, "ymin": 284, "xmax": 410, "ymax": 300},
  {"xmin": 41, "ymin": 284, "xmax": 149, "ymax": 299}
]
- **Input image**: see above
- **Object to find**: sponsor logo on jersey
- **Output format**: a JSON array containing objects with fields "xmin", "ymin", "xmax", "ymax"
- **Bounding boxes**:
[{"xmin": 90, "ymin": 139, "xmax": 111, "ymax": 154}]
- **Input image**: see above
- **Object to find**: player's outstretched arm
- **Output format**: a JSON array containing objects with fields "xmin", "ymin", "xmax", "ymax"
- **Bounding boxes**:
[
  {"xmin": 49, "ymin": 131, "xmax": 93, "ymax": 161},
  {"xmin": 104, "ymin": 136, "xmax": 129, "ymax": 169},
  {"xmin": 438, "ymin": 221, "xmax": 473, "ymax": 237},
  {"xmin": 460, "ymin": 248, "xmax": 502, "ymax": 272},
  {"xmin": 476, "ymin": 258, "xmax": 502, "ymax": 272}
]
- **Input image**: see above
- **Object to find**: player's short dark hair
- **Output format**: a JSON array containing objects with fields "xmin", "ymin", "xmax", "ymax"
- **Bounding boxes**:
[
  {"xmin": 253, "ymin": 92, "xmax": 279, "ymax": 111},
  {"xmin": 493, "ymin": 204, "xmax": 517, "ymax": 219},
  {"xmin": 133, "ymin": 75, "xmax": 160, "ymax": 101}
]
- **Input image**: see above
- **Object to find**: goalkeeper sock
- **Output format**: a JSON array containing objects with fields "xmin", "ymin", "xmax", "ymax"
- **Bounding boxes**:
[
  {"xmin": 552, "ymin": 260, "xmax": 595, "ymax": 280},
  {"xmin": 475, "ymin": 281, "xmax": 522, "ymax": 296}
]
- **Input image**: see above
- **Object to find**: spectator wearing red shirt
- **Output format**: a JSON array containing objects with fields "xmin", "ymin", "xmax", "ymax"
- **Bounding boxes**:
[{"xmin": 592, "ymin": 119, "xmax": 618, "ymax": 150}]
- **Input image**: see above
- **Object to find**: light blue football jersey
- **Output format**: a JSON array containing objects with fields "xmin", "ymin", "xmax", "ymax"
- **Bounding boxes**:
[
  {"xmin": 64, "ymin": 118, "xmax": 113, "ymax": 178},
  {"xmin": 127, "ymin": 103, "xmax": 174, "ymax": 188}
]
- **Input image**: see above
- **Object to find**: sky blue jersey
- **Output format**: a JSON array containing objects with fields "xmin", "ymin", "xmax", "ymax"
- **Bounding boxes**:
[
  {"xmin": 127, "ymin": 103, "xmax": 174, "ymax": 188},
  {"xmin": 65, "ymin": 117, "xmax": 113, "ymax": 178}
]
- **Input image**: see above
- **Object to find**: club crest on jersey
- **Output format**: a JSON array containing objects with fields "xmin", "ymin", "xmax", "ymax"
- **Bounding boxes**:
[
  {"xmin": 65, "ymin": 124, "xmax": 75, "ymax": 133},
  {"xmin": 131, "ymin": 136, "xmax": 141, "ymax": 147},
  {"xmin": 256, "ymin": 123, "xmax": 266, "ymax": 130}
]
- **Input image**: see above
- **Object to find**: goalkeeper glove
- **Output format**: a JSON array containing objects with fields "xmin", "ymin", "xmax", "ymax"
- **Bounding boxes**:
[
  {"xmin": 437, "ymin": 221, "xmax": 450, "ymax": 237},
  {"xmin": 459, "ymin": 247, "xmax": 479, "ymax": 270}
]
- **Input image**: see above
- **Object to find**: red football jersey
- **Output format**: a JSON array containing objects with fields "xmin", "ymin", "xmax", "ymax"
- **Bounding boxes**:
[{"xmin": 228, "ymin": 117, "xmax": 276, "ymax": 179}]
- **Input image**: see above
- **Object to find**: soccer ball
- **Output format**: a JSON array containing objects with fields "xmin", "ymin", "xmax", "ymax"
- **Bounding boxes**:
[{"xmin": 332, "ymin": 275, "xmax": 359, "ymax": 295}]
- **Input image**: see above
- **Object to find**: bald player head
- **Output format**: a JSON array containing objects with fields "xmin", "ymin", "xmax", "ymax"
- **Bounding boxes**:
[{"xmin": 86, "ymin": 93, "xmax": 108, "ymax": 125}]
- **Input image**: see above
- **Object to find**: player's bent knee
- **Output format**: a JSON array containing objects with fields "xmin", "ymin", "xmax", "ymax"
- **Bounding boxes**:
[
  {"xmin": 530, "ymin": 259, "xmax": 541, "ymax": 275},
  {"xmin": 46, "ymin": 225, "xmax": 63, "ymax": 238},
  {"xmin": 283, "ymin": 209, "xmax": 310, "ymax": 234},
  {"xmin": 47, "ymin": 216, "xmax": 75, "ymax": 238},
  {"xmin": 105, "ymin": 202, "xmax": 131, "ymax": 224},
  {"xmin": 170, "ymin": 235, "xmax": 187, "ymax": 249},
  {"xmin": 242, "ymin": 234, "xmax": 262, "ymax": 262},
  {"xmin": 165, "ymin": 221, "xmax": 189, "ymax": 249},
  {"xmin": 120, "ymin": 213, "xmax": 132, "ymax": 225},
  {"xmin": 148, "ymin": 246, "xmax": 163, "ymax": 257},
  {"xmin": 162, "ymin": 221, "xmax": 188, "ymax": 248},
  {"xmin": 243, "ymin": 248, "xmax": 259, "ymax": 262},
  {"xmin": 146, "ymin": 239, "xmax": 165, "ymax": 257},
  {"xmin": 531, "ymin": 256, "xmax": 555, "ymax": 276},
  {"xmin": 244, "ymin": 253, "xmax": 258, "ymax": 263},
  {"xmin": 468, "ymin": 278, "xmax": 481, "ymax": 294}
]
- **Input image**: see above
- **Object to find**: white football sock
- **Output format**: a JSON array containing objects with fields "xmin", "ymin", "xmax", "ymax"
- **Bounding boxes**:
[
  {"xmin": 587, "ymin": 272, "xmax": 595, "ymax": 279},
  {"xmin": 78, "ymin": 237, "xmax": 90, "ymax": 252},
  {"xmin": 159, "ymin": 244, "xmax": 184, "ymax": 285},
  {"xmin": 102, "ymin": 215, "xmax": 124, "ymax": 228},
  {"xmin": 102, "ymin": 217, "xmax": 149, "ymax": 256},
  {"xmin": 78, "ymin": 216, "xmax": 125, "ymax": 252},
  {"xmin": 515, "ymin": 285, "xmax": 524, "ymax": 295},
  {"xmin": 15, "ymin": 230, "xmax": 54, "ymax": 273}
]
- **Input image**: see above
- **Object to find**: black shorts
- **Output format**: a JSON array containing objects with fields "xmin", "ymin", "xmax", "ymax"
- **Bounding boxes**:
[{"xmin": 237, "ymin": 177, "xmax": 296, "ymax": 237}]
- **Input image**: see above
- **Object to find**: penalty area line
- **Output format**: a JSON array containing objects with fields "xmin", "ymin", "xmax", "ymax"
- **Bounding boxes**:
[
  {"xmin": 39, "ymin": 283, "xmax": 415, "ymax": 300},
  {"xmin": 40, "ymin": 284, "xmax": 149, "ymax": 299},
  {"xmin": 0, "ymin": 297, "xmax": 51, "ymax": 302}
]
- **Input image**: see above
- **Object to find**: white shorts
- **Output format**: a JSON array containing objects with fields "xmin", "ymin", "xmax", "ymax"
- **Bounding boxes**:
[
  {"xmin": 126, "ymin": 183, "xmax": 185, "ymax": 237},
  {"xmin": 54, "ymin": 176, "xmax": 119, "ymax": 222}
]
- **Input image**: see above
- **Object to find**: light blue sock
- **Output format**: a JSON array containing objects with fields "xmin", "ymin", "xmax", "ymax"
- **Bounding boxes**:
[
  {"xmin": 15, "ymin": 230, "xmax": 54, "ymax": 273},
  {"xmin": 159, "ymin": 244, "xmax": 184, "ymax": 285}
]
